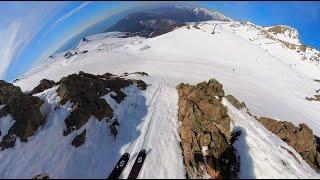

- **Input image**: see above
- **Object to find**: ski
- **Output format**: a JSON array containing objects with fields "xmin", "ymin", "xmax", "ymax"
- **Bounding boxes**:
[
  {"xmin": 127, "ymin": 149, "xmax": 147, "ymax": 179},
  {"xmin": 107, "ymin": 152, "xmax": 130, "ymax": 179}
]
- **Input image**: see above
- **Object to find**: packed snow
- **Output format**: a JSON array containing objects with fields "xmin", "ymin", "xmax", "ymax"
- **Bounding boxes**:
[
  {"xmin": 223, "ymin": 98, "xmax": 320, "ymax": 179},
  {"xmin": 7, "ymin": 20, "xmax": 320, "ymax": 178}
]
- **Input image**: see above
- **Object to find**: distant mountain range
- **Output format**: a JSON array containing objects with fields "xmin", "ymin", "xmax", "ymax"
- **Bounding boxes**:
[{"xmin": 105, "ymin": 5, "xmax": 232, "ymax": 37}]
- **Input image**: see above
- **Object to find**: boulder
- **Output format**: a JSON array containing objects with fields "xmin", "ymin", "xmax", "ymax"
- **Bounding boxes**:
[
  {"xmin": 32, "ymin": 173, "xmax": 49, "ymax": 179},
  {"xmin": 71, "ymin": 129, "xmax": 86, "ymax": 147}
]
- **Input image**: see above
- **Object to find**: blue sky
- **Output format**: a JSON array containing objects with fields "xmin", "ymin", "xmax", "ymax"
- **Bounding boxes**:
[{"xmin": 0, "ymin": 1, "xmax": 319, "ymax": 82}]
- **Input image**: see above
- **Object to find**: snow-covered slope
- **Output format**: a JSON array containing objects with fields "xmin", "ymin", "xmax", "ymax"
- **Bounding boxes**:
[
  {"xmin": 264, "ymin": 25, "xmax": 301, "ymax": 45},
  {"xmin": 8, "ymin": 19, "xmax": 320, "ymax": 178}
]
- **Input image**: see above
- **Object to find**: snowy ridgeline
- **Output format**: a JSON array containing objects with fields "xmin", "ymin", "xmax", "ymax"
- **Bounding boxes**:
[{"xmin": 5, "ymin": 20, "xmax": 320, "ymax": 178}]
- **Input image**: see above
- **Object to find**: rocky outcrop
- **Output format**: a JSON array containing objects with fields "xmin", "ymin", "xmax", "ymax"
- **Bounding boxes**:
[
  {"xmin": 71, "ymin": 129, "xmax": 86, "ymax": 147},
  {"xmin": 225, "ymin": 95, "xmax": 246, "ymax": 110},
  {"xmin": 32, "ymin": 173, "xmax": 49, "ymax": 179},
  {"xmin": 29, "ymin": 79, "xmax": 56, "ymax": 95},
  {"xmin": 57, "ymin": 71, "xmax": 147, "ymax": 136},
  {"xmin": 259, "ymin": 117, "xmax": 320, "ymax": 172},
  {"xmin": 306, "ymin": 95, "xmax": 320, "ymax": 102},
  {"xmin": 0, "ymin": 71, "xmax": 147, "ymax": 150},
  {"xmin": 177, "ymin": 79, "xmax": 239, "ymax": 179},
  {"xmin": 0, "ymin": 80, "xmax": 44, "ymax": 150}
]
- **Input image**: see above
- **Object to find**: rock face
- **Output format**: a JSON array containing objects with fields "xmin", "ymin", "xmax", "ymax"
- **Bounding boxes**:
[
  {"xmin": 225, "ymin": 95, "xmax": 246, "ymax": 109},
  {"xmin": 177, "ymin": 79, "xmax": 239, "ymax": 179},
  {"xmin": 32, "ymin": 173, "xmax": 49, "ymax": 179},
  {"xmin": 0, "ymin": 80, "xmax": 44, "ymax": 150},
  {"xmin": 71, "ymin": 129, "xmax": 86, "ymax": 147},
  {"xmin": 29, "ymin": 79, "xmax": 56, "ymax": 95},
  {"xmin": 259, "ymin": 117, "xmax": 320, "ymax": 172},
  {"xmin": 57, "ymin": 71, "xmax": 147, "ymax": 136}
]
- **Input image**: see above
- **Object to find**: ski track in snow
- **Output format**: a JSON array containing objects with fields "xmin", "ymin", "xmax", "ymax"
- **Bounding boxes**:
[{"xmin": 5, "ymin": 21, "xmax": 320, "ymax": 178}]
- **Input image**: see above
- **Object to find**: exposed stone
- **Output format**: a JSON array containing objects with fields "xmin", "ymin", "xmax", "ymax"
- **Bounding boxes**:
[
  {"xmin": 0, "ymin": 80, "xmax": 44, "ymax": 150},
  {"xmin": 306, "ymin": 95, "xmax": 320, "ymax": 102},
  {"xmin": 29, "ymin": 79, "xmax": 56, "ymax": 95},
  {"xmin": 32, "ymin": 173, "xmax": 50, "ymax": 179},
  {"xmin": 133, "ymin": 71, "xmax": 149, "ymax": 76},
  {"xmin": 57, "ymin": 71, "xmax": 147, "ymax": 136},
  {"xmin": 109, "ymin": 119, "xmax": 119, "ymax": 138},
  {"xmin": 177, "ymin": 79, "xmax": 239, "ymax": 179},
  {"xmin": 259, "ymin": 117, "xmax": 320, "ymax": 172},
  {"xmin": 226, "ymin": 95, "xmax": 246, "ymax": 109},
  {"xmin": 71, "ymin": 129, "xmax": 86, "ymax": 147}
]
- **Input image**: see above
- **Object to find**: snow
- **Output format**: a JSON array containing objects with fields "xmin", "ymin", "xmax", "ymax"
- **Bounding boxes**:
[
  {"xmin": 223, "ymin": 98, "xmax": 320, "ymax": 179},
  {"xmin": 0, "ymin": 114, "xmax": 15, "ymax": 142},
  {"xmin": 264, "ymin": 25, "xmax": 300, "ymax": 45},
  {"xmin": 8, "ymin": 19, "xmax": 320, "ymax": 178}
]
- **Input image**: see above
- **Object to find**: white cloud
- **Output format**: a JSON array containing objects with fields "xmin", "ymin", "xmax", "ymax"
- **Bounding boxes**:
[
  {"xmin": 46, "ymin": 2, "xmax": 91, "ymax": 35},
  {"xmin": 0, "ymin": 2, "xmax": 68, "ymax": 80},
  {"xmin": 0, "ymin": 22, "xmax": 20, "ymax": 79}
]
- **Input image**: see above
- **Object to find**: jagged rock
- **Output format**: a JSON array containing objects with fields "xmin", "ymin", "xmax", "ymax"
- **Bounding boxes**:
[
  {"xmin": 133, "ymin": 71, "xmax": 149, "ymax": 76},
  {"xmin": 306, "ymin": 95, "xmax": 320, "ymax": 102},
  {"xmin": 29, "ymin": 79, "xmax": 56, "ymax": 95},
  {"xmin": 226, "ymin": 95, "xmax": 246, "ymax": 109},
  {"xmin": 259, "ymin": 117, "xmax": 320, "ymax": 172},
  {"xmin": 0, "ymin": 80, "xmax": 24, "ymax": 103},
  {"xmin": 0, "ymin": 81, "xmax": 44, "ymax": 150},
  {"xmin": 0, "ymin": 134, "xmax": 16, "ymax": 149},
  {"xmin": 57, "ymin": 71, "xmax": 147, "ymax": 136},
  {"xmin": 32, "ymin": 173, "xmax": 49, "ymax": 179},
  {"xmin": 109, "ymin": 119, "xmax": 119, "ymax": 138},
  {"xmin": 177, "ymin": 79, "xmax": 239, "ymax": 179},
  {"xmin": 315, "ymin": 135, "xmax": 320, "ymax": 153},
  {"xmin": 71, "ymin": 129, "xmax": 86, "ymax": 147}
]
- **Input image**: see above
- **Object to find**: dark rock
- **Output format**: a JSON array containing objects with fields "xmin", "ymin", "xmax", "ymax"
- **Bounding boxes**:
[
  {"xmin": 32, "ymin": 173, "xmax": 50, "ymax": 179},
  {"xmin": 226, "ymin": 95, "xmax": 246, "ymax": 109},
  {"xmin": 177, "ymin": 79, "xmax": 239, "ymax": 179},
  {"xmin": 5, "ymin": 95, "xmax": 44, "ymax": 142},
  {"xmin": 0, "ymin": 80, "xmax": 44, "ymax": 150},
  {"xmin": 0, "ymin": 80, "xmax": 24, "ymax": 103},
  {"xmin": 0, "ymin": 134, "xmax": 16, "ymax": 150},
  {"xmin": 57, "ymin": 71, "xmax": 147, "ymax": 136},
  {"xmin": 71, "ymin": 129, "xmax": 86, "ymax": 147},
  {"xmin": 306, "ymin": 95, "xmax": 320, "ymax": 102},
  {"xmin": 109, "ymin": 119, "xmax": 119, "ymax": 138},
  {"xmin": 315, "ymin": 135, "xmax": 320, "ymax": 153},
  {"xmin": 29, "ymin": 79, "xmax": 56, "ymax": 95},
  {"xmin": 64, "ymin": 51, "xmax": 73, "ymax": 59},
  {"xmin": 133, "ymin": 71, "xmax": 149, "ymax": 76},
  {"xmin": 259, "ymin": 117, "xmax": 320, "ymax": 172}
]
